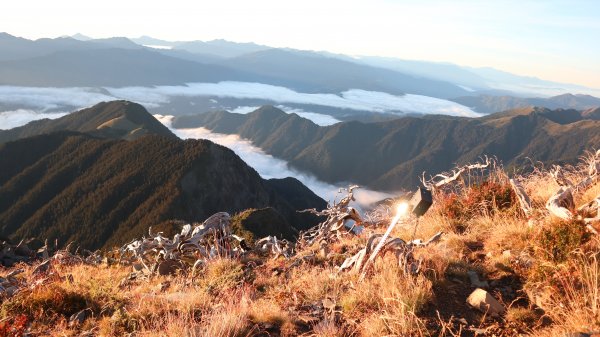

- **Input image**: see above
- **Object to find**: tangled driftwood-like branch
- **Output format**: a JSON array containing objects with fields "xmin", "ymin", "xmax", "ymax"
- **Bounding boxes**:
[
  {"xmin": 298, "ymin": 185, "xmax": 364, "ymax": 249},
  {"xmin": 546, "ymin": 187, "xmax": 575, "ymax": 220},
  {"xmin": 120, "ymin": 212, "xmax": 239, "ymax": 276},
  {"xmin": 421, "ymin": 156, "xmax": 492, "ymax": 191},
  {"xmin": 339, "ymin": 231, "xmax": 442, "ymax": 277},
  {"xmin": 545, "ymin": 150, "xmax": 600, "ymax": 222},
  {"xmin": 255, "ymin": 236, "xmax": 293, "ymax": 259},
  {"xmin": 120, "ymin": 211, "xmax": 298, "ymax": 277}
]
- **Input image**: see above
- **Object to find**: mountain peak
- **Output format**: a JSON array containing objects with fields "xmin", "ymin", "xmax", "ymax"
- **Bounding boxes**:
[
  {"xmin": 251, "ymin": 105, "xmax": 288, "ymax": 118},
  {"xmin": 0, "ymin": 100, "xmax": 175, "ymax": 143},
  {"xmin": 71, "ymin": 33, "xmax": 92, "ymax": 41}
]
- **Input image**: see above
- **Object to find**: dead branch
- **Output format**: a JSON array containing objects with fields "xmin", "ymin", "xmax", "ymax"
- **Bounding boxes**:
[
  {"xmin": 546, "ymin": 187, "xmax": 575, "ymax": 220},
  {"xmin": 509, "ymin": 178, "xmax": 532, "ymax": 218},
  {"xmin": 421, "ymin": 156, "xmax": 492, "ymax": 190},
  {"xmin": 579, "ymin": 195, "xmax": 600, "ymax": 224},
  {"xmin": 545, "ymin": 150, "xmax": 599, "ymax": 222},
  {"xmin": 298, "ymin": 186, "xmax": 364, "ymax": 248},
  {"xmin": 339, "ymin": 231, "xmax": 443, "ymax": 278}
]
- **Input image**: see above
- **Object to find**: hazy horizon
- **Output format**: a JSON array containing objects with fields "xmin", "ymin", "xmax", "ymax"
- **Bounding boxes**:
[{"xmin": 3, "ymin": 0, "xmax": 599, "ymax": 89}]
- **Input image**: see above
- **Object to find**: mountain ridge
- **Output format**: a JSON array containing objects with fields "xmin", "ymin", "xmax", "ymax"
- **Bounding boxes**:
[
  {"xmin": 453, "ymin": 93, "xmax": 600, "ymax": 113},
  {"xmin": 174, "ymin": 105, "xmax": 600, "ymax": 190}
]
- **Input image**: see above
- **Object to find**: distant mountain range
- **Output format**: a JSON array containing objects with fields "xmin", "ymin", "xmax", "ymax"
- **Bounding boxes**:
[
  {"xmin": 216, "ymin": 49, "xmax": 467, "ymax": 97},
  {"xmin": 0, "ymin": 33, "xmax": 469, "ymax": 98},
  {"xmin": 0, "ymin": 101, "xmax": 325, "ymax": 249},
  {"xmin": 452, "ymin": 94, "xmax": 600, "ymax": 113},
  {"xmin": 1, "ymin": 32, "xmax": 599, "ymax": 115},
  {"xmin": 173, "ymin": 105, "xmax": 600, "ymax": 190}
]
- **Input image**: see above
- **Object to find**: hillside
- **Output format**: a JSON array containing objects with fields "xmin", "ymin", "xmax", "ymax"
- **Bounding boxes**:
[
  {"xmin": 174, "ymin": 105, "xmax": 600, "ymax": 190},
  {"xmin": 0, "ymin": 101, "xmax": 176, "ymax": 143},
  {"xmin": 0, "ymin": 102, "xmax": 326, "ymax": 249},
  {"xmin": 0, "ymin": 131, "xmax": 325, "ymax": 250}
]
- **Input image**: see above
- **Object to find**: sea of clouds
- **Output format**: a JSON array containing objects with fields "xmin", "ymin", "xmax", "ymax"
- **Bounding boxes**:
[
  {"xmin": 0, "ymin": 109, "xmax": 68, "ymax": 130},
  {"xmin": 0, "ymin": 86, "xmax": 114, "ymax": 110},
  {"xmin": 0, "ymin": 82, "xmax": 477, "ymax": 115},
  {"xmin": 108, "ymin": 82, "xmax": 479, "ymax": 117},
  {"xmin": 155, "ymin": 114, "xmax": 395, "ymax": 208}
]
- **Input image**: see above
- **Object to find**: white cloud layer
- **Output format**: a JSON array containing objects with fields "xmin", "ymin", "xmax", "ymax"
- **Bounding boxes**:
[
  {"xmin": 154, "ymin": 114, "xmax": 394, "ymax": 208},
  {"xmin": 109, "ymin": 82, "xmax": 479, "ymax": 117},
  {"xmin": 0, "ymin": 109, "xmax": 68, "ymax": 130},
  {"xmin": 0, "ymin": 86, "xmax": 115, "ymax": 111},
  {"xmin": 0, "ymin": 83, "xmax": 478, "ymax": 124}
]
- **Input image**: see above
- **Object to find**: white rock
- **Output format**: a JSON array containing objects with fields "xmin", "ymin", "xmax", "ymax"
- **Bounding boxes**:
[{"xmin": 467, "ymin": 288, "xmax": 505, "ymax": 316}]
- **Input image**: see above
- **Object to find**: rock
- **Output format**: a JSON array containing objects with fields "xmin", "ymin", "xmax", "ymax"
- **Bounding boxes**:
[
  {"xmin": 467, "ymin": 288, "xmax": 505, "ymax": 316},
  {"xmin": 467, "ymin": 270, "xmax": 489, "ymax": 288}
]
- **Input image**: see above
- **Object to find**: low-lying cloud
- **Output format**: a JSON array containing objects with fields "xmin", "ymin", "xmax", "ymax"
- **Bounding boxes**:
[
  {"xmin": 0, "ymin": 82, "xmax": 478, "ymax": 128},
  {"xmin": 110, "ymin": 82, "xmax": 479, "ymax": 117},
  {"xmin": 155, "ymin": 114, "xmax": 394, "ymax": 208},
  {"xmin": 0, "ymin": 86, "xmax": 114, "ymax": 111},
  {"xmin": 0, "ymin": 109, "xmax": 68, "ymax": 130}
]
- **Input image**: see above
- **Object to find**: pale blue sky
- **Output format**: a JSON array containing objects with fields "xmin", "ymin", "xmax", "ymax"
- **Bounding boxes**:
[{"xmin": 2, "ymin": 0, "xmax": 599, "ymax": 88}]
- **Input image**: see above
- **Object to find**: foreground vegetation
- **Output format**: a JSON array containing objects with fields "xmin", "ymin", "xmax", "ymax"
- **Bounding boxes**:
[{"xmin": 1, "ymin": 154, "xmax": 599, "ymax": 336}]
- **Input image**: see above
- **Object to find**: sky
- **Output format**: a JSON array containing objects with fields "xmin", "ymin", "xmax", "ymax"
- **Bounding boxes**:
[{"xmin": 2, "ymin": 0, "xmax": 600, "ymax": 88}]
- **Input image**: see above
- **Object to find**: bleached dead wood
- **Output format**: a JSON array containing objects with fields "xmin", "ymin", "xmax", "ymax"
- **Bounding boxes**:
[
  {"xmin": 256, "ymin": 236, "xmax": 293, "ymax": 259},
  {"xmin": 546, "ymin": 187, "xmax": 575, "ymax": 220},
  {"xmin": 421, "ymin": 157, "xmax": 492, "ymax": 190},
  {"xmin": 509, "ymin": 178, "xmax": 533, "ymax": 218},
  {"xmin": 579, "ymin": 195, "xmax": 600, "ymax": 224},
  {"xmin": 120, "ymin": 212, "xmax": 235, "ymax": 276},
  {"xmin": 298, "ymin": 185, "xmax": 364, "ymax": 248},
  {"xmin": 339, "ymin": 231, "xmax": 443, "ymax": 278},
  {"xmin": 545, "ymin": 150, "xmax": 600, "ymax": 222},
  {"xmin": 550, "ymin": 165, "xmax": 574, "ymax": 187}
]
